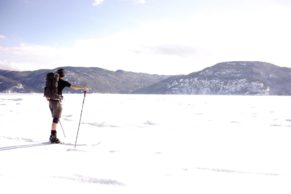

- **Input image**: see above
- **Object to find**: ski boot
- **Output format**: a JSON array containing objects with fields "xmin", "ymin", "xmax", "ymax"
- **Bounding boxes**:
[{"xmin": 50, "ymin": 130, "xmax": 61, "ymax": 144}]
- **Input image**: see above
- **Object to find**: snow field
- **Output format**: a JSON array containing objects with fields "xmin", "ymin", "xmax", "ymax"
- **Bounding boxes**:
[{"xmin": 1, "ymin": 94, "xmax": 291, "ymax": 193}]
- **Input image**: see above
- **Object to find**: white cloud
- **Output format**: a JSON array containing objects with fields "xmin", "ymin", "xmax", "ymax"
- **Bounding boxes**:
[
  {"xmin": 0, "ymin": 43, "xmax": 63, "ymax": 71},
  {"xmin": 132, "ymin": 0, "xmax": 147, "ymax": 4},
  {"xmin": 92, "ymin": 0, "xmax": 105, "ymax": 7},
  {"xmin": 0, "ymin": 34, "xmax": 6, "ymax": 40}
]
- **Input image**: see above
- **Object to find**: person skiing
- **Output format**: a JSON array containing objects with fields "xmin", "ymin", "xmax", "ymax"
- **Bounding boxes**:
[{"xmin": 47, "ymin": 68, "xmax": 88, "ymax": 143}]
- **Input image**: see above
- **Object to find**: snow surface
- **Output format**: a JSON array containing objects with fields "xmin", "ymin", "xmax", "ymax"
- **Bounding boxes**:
[{"xmin": 1, "ymin": 93, "xmax": 291, "ymax": 194}]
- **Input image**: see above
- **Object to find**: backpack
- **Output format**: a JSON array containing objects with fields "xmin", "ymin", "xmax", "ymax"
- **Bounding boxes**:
[{"xmin": 44, "ymin": 72, "xmax": 60, "ymax": 100}]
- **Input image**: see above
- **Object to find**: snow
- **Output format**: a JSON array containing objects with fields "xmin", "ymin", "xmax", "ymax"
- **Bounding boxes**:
[{"xmin": 1, "ymin": 93, "xmax": 291, "ymax": 193}]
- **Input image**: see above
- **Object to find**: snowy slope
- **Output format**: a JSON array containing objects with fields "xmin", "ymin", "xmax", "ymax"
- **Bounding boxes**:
[{"xmin": 1, "ymin": 94, "xmax": 291, "ymax": 194}]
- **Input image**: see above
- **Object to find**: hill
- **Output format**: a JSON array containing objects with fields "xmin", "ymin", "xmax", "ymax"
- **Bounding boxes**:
[
  {"xmin": 133, "ymin": 61, "xmax": 291, "ymax": 95},
  {"xmin": 2, "ymin": 62, "xmax": 291, "ymax": 95},
  {"xmin": 0, "ymin": 67, "xmax": 169, "ymax": 93}
]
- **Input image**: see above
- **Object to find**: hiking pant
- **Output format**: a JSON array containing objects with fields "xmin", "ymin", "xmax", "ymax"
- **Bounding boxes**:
[{"xmin": 49, "ymin": 100, "xmax": 62, "ymax": 124}]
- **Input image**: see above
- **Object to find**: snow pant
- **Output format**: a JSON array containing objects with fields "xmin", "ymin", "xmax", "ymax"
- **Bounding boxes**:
[{"xmin": 49, "ymin": 100, "xmax": 62, "ymax": 124}]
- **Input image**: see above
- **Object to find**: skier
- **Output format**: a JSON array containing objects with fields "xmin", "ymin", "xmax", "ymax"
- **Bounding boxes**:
[{"xmin": 47, "ymin": 68, "xmax": 88, "ymax": 143}]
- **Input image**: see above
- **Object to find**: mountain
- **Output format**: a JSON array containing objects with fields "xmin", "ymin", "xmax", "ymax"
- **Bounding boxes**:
[
  {"xmin": 2, "ymin": 62, "xmax": 291, "ymax": 95},
  {"xmin": 0, "ymin": 67, "xmax": 169, "ymax": 93},
  {"xmin": 134, "ymin": 61, "xmax": 291, "ymax": 95}
]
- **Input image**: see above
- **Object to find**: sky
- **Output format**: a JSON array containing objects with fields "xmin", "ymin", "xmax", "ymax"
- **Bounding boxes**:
[{"xmin": 0, "ymin": 0, "xmax": 291, "ymax": 75}]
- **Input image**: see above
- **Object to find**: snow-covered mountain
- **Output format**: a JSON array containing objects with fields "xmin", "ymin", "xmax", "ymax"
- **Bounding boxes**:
[
  {"xmin": 0, "ymin": 67, "xmax": 168, "ymax": 93},
  {"xmin": 2, "ymin": 61, "xmax": 291, "ymax": 95},
  {"xmin": 134, "ymin": 61, "xmax": 291, "ymax": 95}
]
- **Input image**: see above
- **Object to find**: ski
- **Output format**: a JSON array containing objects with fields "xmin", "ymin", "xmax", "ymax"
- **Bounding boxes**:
[{"xmin": 49, "ymin": 142, "xmax": 87, "ymax": 146}]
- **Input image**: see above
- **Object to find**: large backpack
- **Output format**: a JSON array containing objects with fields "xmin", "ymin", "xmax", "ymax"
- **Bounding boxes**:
[{"xmin": 44, "ymin": 72, "xmax": 60, "ymax": 100}]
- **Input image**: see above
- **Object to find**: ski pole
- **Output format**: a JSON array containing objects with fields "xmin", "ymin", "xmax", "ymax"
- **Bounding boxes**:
[
  {"xmin": 74, "ymin": 91, "xmax": 87, "ymax": 149},
  {"xmin": 59, "ymin": 120, "xmax": 66, "ymax": 138}
]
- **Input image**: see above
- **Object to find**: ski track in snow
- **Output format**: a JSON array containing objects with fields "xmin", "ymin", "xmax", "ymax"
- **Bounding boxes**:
[
  {"xmin": 1, "ymin": 94, "xmax": 291, "ymax": 193},
  {"xmin": 194, "ymin": 167, "xmax": 282, "ymax": 177},
  {"xmin": 53, "ymin": 174, "xmax": 125, "ymax": 186}
]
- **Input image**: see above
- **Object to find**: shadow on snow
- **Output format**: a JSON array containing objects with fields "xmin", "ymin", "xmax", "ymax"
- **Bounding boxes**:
[{"xmin": 0, "ymin": 142, "xmax": 51, "ymax": 151}]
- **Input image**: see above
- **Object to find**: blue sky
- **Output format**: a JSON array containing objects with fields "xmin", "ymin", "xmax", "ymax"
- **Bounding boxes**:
[{"xmin": 1, "ymin": 0, "xmax": 291, "ymax": 74}]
